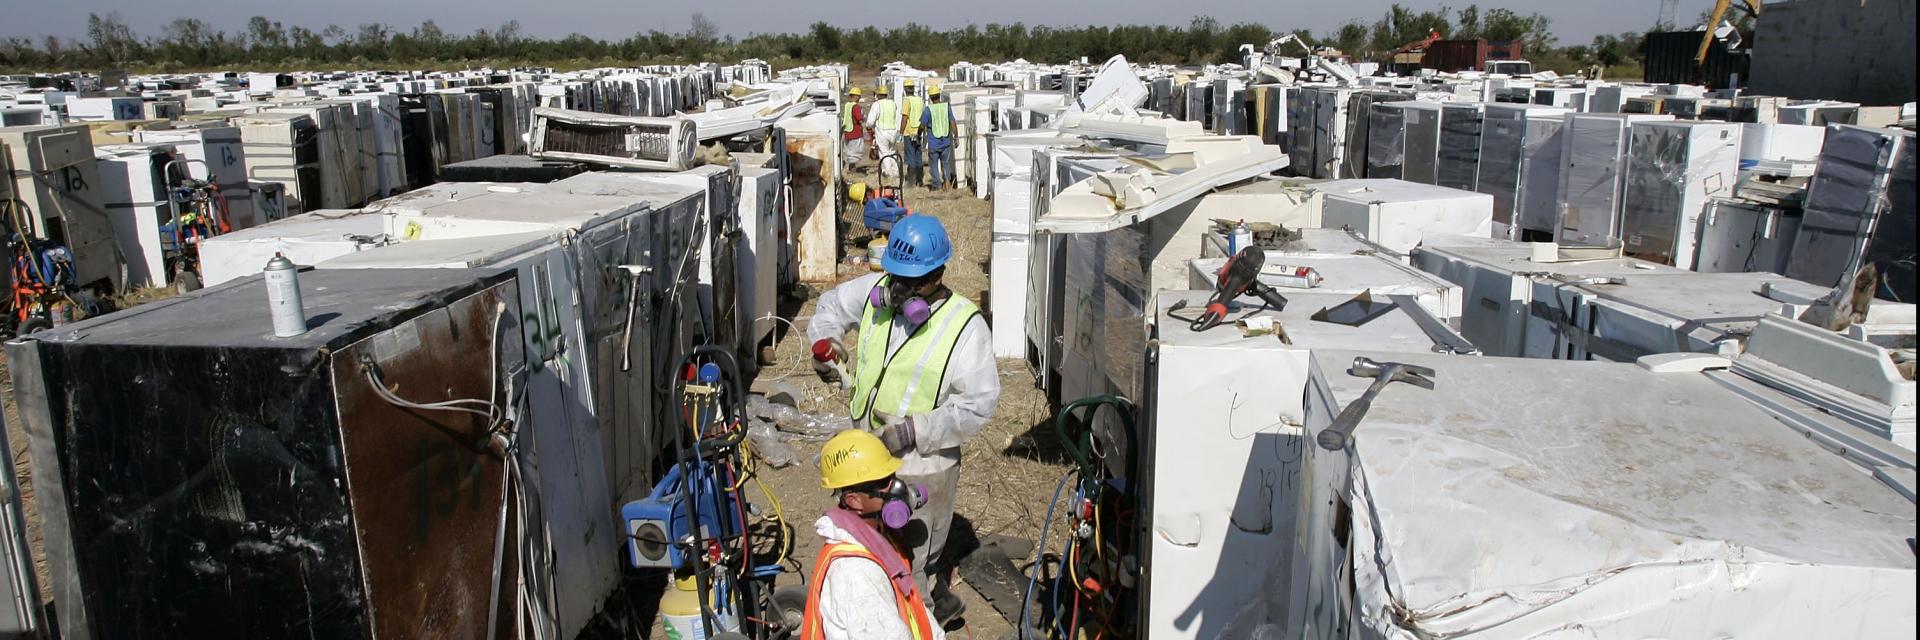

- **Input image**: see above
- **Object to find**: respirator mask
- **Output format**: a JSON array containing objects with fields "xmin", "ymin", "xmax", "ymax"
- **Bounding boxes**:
[
  {"xmin": 868, "ymin": 275, "xmax": 936, "ymax": 326},
  {"xmin": 877, "ymin": 478, "xmax": 930, "ymax": 529}
]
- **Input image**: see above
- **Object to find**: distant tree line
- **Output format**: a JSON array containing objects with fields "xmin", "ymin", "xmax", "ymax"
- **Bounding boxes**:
[{"xmin": 0, "ymin": 7, "xmax": 1652, "ymax": 75}]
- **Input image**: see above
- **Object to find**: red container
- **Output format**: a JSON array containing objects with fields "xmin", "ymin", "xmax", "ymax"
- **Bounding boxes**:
[{"xmin": 1422, "ymin": 39, "xmax": 1526, "ymax": 72}]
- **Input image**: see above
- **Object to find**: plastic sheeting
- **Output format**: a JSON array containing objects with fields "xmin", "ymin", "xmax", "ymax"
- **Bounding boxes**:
[
  {"xmin": 1786, "ymin": 125, "xmax": 1914, "ymax": 293},
  {"xmin": 1299, "ymin": 352, "xmax": 1916, "ymax": 640},
  {"xmin": 1556, "ymin": 113, "xmax": 1675, "ymax": 247},
  {"xmin": 1620, "ymin": 121, "xmax": 1742, "ymax": 268}
]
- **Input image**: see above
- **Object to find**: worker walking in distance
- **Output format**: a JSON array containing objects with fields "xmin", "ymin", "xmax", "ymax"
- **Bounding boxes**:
[
  {"xmin": 921, "ymin": 86, "xmax": 956, "ymax": 191},
  {"xmin": 809, "ymin": 214, "xmax": 996, "ymax": 626},
  {"xmin": 801, "ymin": 429, "xmax": 946, "ymax": 640},
  {"xmin": 842, "ymin": 86, "xmax": 867, "ymax": 174},
  {"xmin": 899, "ymin": 78, "xmax": 927, "ymax": 187},
  {"xmin": 867, "ymin": 85, "xmax": 901, "ymax": 179}
]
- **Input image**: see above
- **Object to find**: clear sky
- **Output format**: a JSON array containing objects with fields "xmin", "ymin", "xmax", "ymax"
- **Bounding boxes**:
[{"xmin": 2, "ymin": 0, "xmax": 1673, "ymax": 49}]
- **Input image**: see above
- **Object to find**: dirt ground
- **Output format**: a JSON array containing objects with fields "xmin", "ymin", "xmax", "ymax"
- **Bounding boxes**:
[
  {"xmin": 712, "ymin": 165, "xmax": 1068, "ymax": 639},
  {"xmin": 1, "ymin": 164, "xmax": 1069, "ymax": 638}
]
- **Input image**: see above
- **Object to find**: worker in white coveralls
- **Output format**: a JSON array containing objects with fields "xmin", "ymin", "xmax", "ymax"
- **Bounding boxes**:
[
  {"xmin": 865, "ymin": 84, "xmax": 902, "ymax": 179},
  {"xmin": 800, "ymin": 429, "xmax": 946, "ymax": 640},
  {"xmin": 809, "ymin": 214, "xmax": 995, "ymax": 627}
]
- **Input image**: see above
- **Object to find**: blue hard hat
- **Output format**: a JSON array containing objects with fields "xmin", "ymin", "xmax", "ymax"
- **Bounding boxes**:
[{"xmin": 881, "ymin": 215, "xmax": 951, "ymax": 278}]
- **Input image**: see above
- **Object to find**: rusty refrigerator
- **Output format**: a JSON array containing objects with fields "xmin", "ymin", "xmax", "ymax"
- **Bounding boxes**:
[{"xmin": 6, "ymin": 268, "xmax": 528, "ymax": 639}]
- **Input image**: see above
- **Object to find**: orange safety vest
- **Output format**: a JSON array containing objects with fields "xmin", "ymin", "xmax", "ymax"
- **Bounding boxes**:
[{"xmin": 799, "ymin": 542, "xmax": 936, "ymax": 640}]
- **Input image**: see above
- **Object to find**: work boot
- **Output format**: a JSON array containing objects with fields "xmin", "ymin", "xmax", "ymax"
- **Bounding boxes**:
[{"xmin": 932, "ymin": 586, "xmax": 966, "ymax": 628}]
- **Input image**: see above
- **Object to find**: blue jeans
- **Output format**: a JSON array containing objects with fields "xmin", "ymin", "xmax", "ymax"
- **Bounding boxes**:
[
  {"xmin": 902, "ymin": 135, "xmax": 924, "ymax": 179},
  {"xmin": 928, "ymin": 144, "xmax": 953, "ymax": 188}
]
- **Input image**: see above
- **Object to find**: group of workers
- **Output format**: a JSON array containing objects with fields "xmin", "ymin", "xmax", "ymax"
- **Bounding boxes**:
[
  {"xmin": 842, "ymin": 78, "xmax": 958, "ymax": 190},
  {"xmin": 799, "ymin": 213, "xmax": 998, "ymax": 639}
]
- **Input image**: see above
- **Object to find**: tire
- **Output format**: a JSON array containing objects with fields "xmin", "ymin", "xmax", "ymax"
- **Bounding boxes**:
[
  {"xmin": 17, "ymin": 317, "xmax": 52, "ymax": 335},
  {"xmin": 771, "ymin": 585, "xmax": 809, "ymax": 635},
  {"xmin": 175, "ymin": 270, "xmax": 202, "ymax": 294}
]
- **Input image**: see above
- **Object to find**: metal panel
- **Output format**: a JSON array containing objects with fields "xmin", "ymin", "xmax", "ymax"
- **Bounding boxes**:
[
  {"xmin": 0, "ymin": 410, "xmax": 44, "ymax": 637},
  {"xmin": 5, "ymin": 268, "xmax": 522, "ymax": 639},
  {"xmin": 1401, "ymin": 103, "xmax": 1443, "ymax": 184},
  {"xmin": 1786, "ymin": 126, "xmax": 1907, "ymax": 288},
  {"xmin": 1435, "ymin": 103, "xmax": 1485, "ymax": 192}
]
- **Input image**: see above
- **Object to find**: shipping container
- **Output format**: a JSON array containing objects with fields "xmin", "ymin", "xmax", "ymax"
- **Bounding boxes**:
[
  {"xmin": 1643, "ymin": 30, "xmax": 1751, "ymax": 90},
  {"xmin": 1422, "ymin": 39, "xmax": 1526, "ymax": 72}
]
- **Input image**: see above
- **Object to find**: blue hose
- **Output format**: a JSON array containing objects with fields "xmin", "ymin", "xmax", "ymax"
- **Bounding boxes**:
[{"xmin": 1023, "ymin": 470, "xmax": 1075, "ymax": 640}]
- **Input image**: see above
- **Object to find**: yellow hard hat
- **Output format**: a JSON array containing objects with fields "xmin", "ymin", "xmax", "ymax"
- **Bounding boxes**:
[
  {"xmin": 849, "ymin": 87, "xmax": 862, "ymax": 96},
  {"xmin": 876, "ymin": 85, "xmax": 890, "ymax": 95},
  {"xmin": 847, "ymin": 182, "xmax": 867, "ymax": 202},
  {"xmin": 820, "ymin": 429, "xmax": 901, "ymax": 489},
  {"xmin": 927, "ymin": 85, "xmax": 941, "ymax": 96}
]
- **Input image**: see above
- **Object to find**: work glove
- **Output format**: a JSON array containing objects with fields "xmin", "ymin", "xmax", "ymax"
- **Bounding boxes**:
[
  {"xmin": 811, "ymin": 338, "xmax": 845, "ymax": 384},
  {"xmin": 874, "ymin": 413, "xmax": 918, "ymax": 456}
]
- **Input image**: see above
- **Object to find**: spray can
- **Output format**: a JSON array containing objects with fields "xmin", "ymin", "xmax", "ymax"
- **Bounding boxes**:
[
  {"xmin": 1263, "ymin": 264, "xmax": 1325, "ymax": 289},
  {"xmin": 1229, "ymin": 220, "xmax": 1253, "ymax": 256},
  {"xmin": 264, "ymin": 253, "xmax": 308, "ymax": 337}
]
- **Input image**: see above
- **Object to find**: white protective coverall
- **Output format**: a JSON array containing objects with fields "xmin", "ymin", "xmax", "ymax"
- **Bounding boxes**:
[
  {"xmin": 865, "ymin": 97, "xmax": 903, "ymax": 179},
  {"xmin": 811, "ymin": 516, "xmax": 949, "ymax": 640},
  {"xmin": 808, "ymin": 272, "xmax": 999, "ymax": 595}
]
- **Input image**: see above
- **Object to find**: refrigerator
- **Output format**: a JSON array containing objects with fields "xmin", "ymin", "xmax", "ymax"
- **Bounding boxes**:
[
  {"xmin": 1435, "ymin": 102, "xmax": 1486, "ymax": 192},
  {"xmin": 576, "ymin": 166, "xmax": 742, "ymax": 369},
  {"xmin": 1290, "ymin": 350, "xmax": 1916, "ymax": 639},
  {"xmin": 377, "ymin": 180, "xmax": 709, "ymax": 508},
  {"xmin": 1186, "ymin": 250, "xmax": 1462, "ymax": 319},
  {"xmin": 1532, "ymin": 87, "xmax": 1587, "ymax": 110},
  {"xmin": 1211, "ymin": 76, "xmax": 1247, "ymax": 135},
  {"xmin": 1520, "ymin": 271, "xmax": 1830, "ymax": 361},
  {"xmin": 1313, "ymin": 87, "xmax": 1358, "ymax": 178},
  {"xmin": 1786, "ymin": 125, "xmax": 1915, "ymax": 298},
  {"xmin": 1555, "ymin": 113, "xmax": 1675, "ymax": 248},
  {"xmin": 1476, "ymin": 104, "xmax": 1569, "ymax": 239},
  {"xmin": 93, "ymin": 142, "xmax": 180, "ymax": 289},
  {"xmin": 1341, "ymin": 90, "xmax": 1410, "ymax": 180},
  {"xmin": 315, "ymin": 231, "xmax": 621, "ymax": 640},
  {"xmin": 234, "ymin": 112, "xmax": 323, "ymax": 217},
  {"xmin": 983, "ymin": 131, "xmax": 1082, "ymax": 359},
  {"xmin": 6, "ymin": 268, "xmax": 527, "ymax": 639},
  {"xmin": 265, "ymin": 102, "xmax": 361, "ymax": 209},
  {"xmin": 1398, "ymin": 101, "xmax": 1444, "ymax": 185},
  {"xmin": 1692, "ymin": 199, "xmax": 1803, "ymax": 275},
  {"xmin": 198, "ymin": 209, "xmax": 391, "ymax": 286},
  {"xmin": 1620, "ymin": 121, "xmax": 1742, "ymax": 268},
  {"xmin": 134, "ymin": 125, "xmax": 259, "ymax": 230},
  {"xmin": 1315, "ymin": 179, "xmax": 1494, "ymax": 254},
  {"xmin": 2, "ymin": 123, "xmax": 124, "ymax": 292},
  {"xmin": 737, "ymin": 166, "xmax": 783, "ymax": 352},
  {"xmin": 1140, "ymin": 289, "xmax": 1466, "ymax": 640},
  {"xmin": 1412, "ymin": 235, "xmax": 1685, "ymax": 357},
  {"xmin": 1364, "ymin": 102, "xmax": 1408, "ymax": 179}
]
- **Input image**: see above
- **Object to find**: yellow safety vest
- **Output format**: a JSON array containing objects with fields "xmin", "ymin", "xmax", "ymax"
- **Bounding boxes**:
[
  {"xmin": 849, "ymin": 280, "xmax": 980, "ymax": 426},
  {"xmin": 901, "ymin": 96, "xmax": 926, "ymax": 135},
  {"xmin": 842, "ymin": 101, "xmax": 857, "ymax": 134},
  {"xmin": 872, "ymin": 99, "xmax": 900, "ymax": 131},
  {"xmin": 928, "ymin": 102, "xmax": 952, "ymax": 139}
]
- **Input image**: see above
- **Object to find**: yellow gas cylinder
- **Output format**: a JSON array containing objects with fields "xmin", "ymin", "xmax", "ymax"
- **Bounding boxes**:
[
  {"xmin": 868, "ymin": 234, "xmax": 888, "ymax": 272},
  {"xmin": 660, "ymin": 575, "xmax": 736, "ymax": 640}
]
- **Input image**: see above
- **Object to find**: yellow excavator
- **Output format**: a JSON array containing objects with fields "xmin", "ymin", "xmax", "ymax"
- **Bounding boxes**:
[{"xmin": 1695, "ymin": 0, "xmax": 1763, "ymax": 64}]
